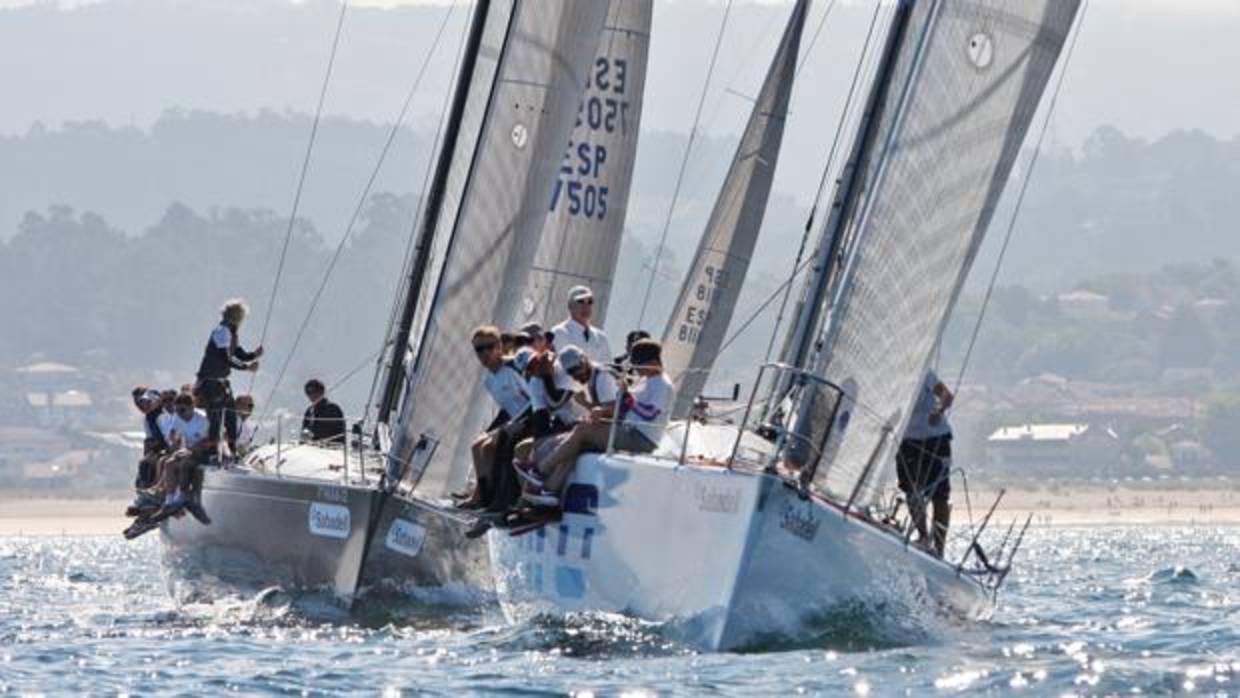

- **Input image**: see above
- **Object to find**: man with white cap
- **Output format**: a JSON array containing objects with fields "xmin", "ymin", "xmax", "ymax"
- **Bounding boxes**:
[
  {"xmin": 551, "ymin": 285, "xmax": 612, "ymax": 365},
  {"xmin": 558, "ymin": 345, "xmax": 618, "ymax": 413}
]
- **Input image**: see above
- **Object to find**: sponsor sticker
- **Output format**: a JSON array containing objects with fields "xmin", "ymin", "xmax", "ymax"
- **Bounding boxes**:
[
  {"xmin": 694, "ymin": 484, "xmax": 740, "ymax": 514},
  {"xmin": 308, "ymin": 502, "xmax": 350, "ymax": 539},
  {"xmin": 779, "ymin": 500, "xmax": 820, "ymax": 542},
  {"xmin": 384, "ymin": 518, "xmax": 427, "ymax": 558}
]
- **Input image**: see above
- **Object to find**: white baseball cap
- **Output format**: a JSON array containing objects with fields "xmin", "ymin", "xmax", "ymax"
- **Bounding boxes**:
[
  {"xmin": 558, "ymin": 345, "xmax": 585, "ymax": 373},
  {"xmin": 568, "ymin": 285, "xmax": 594, "ymax": 303},
  {"xmin": 512, "ymin": 347, "xmax": 536, "ymax": 374}
]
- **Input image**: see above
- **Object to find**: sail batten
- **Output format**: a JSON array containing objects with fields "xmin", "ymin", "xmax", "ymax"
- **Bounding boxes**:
[
  {"xmin": 801, "ymin": 0, "xmax": 1081, "ymax": 507},
  {"xmin": 388, "ymin": 0, "xmax": 612, "ymax": 495},
  {"xmin": 660, "ymin": 0, "xmax": 809, "ymax": 417}
]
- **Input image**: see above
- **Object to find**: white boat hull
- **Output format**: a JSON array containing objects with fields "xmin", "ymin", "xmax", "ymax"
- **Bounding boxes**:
[{"xmin": 487, "ymin": 452, "xmax": 990, "ymax": 650}]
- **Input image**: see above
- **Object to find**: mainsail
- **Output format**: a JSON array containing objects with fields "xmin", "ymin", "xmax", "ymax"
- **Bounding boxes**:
[
  {"xmin": 660, "ymin": 0, "xmax": 808, "ymax": 417},
  {"xmin": 520, "ymin": 0, "xmax": 652, "ymax": 329},
  {"xmin": 389, "ymin": 0, "xmax": 609, "ymax": 495},
  {"xmin": 805, "ymin": 0, "xmax": 1080, "ymax": 506}
]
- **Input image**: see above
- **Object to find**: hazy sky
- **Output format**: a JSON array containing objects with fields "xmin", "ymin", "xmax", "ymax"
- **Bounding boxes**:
[
  {"xmin": 1, "ymin": 0, "xmax": 1237, "ymax": 212},
  {"xmin": 1, "ymin": 0, "xmax": 1236, "ymax": 146}
]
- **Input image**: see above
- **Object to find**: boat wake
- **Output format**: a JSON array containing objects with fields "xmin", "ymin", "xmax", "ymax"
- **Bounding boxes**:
[{"xmin": 478, "ymin": 611, "xmax": 691, "ymax": 658}]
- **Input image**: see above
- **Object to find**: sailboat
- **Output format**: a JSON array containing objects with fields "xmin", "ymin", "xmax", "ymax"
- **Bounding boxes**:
[
  {"xmin": 660, "ymin": 0, "xmax": 807, "ymax": 419},
  {"xmin": 488, "ymin": 0, "xmax": 1081, "ymax": 650},
  {"xmin": 160, "ymin": 0, "xmax": 652, "ymax": 605}
]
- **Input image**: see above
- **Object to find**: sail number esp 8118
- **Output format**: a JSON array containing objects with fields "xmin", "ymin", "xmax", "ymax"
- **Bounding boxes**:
[
  {"xmin": 549, "ymin": 56, "xmax": 631, "ymax": 221},
  {"xmin": 677, "ymin": 264, "xmax": 730, "ymax": 344}
]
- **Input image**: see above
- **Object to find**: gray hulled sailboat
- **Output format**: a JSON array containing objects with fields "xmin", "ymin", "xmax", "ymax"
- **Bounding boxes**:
[{"xmin": 161, "ymin": 0, "xmax": 652, "ymax": 605}]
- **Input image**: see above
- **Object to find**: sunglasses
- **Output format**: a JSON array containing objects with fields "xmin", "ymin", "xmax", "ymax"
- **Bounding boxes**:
[
  {"xmin": 473, "ymin": 342, "xmax": 497, "ymax": 353},
  {"xmin": 574, "ymin": 297, "xmax": 593, "ymax": 306}
]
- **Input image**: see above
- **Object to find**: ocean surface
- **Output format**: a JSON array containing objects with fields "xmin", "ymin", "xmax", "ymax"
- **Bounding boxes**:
[{"xmin": 1, "ymin": 525, "xmax": 1237, "ymax": 696}]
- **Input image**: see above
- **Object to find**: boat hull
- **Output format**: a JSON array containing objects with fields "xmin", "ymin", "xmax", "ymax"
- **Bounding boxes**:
[
  {"xmin": 487, "ymin": 453, "xmax": 990, "ymax": 650},
  {"xmin": 160, "ymin": 454, "xmax": 492, "ymax": 605},
  {"xmin": 160, "ymin": 467, "xmax": 379, "ymax": 604}
]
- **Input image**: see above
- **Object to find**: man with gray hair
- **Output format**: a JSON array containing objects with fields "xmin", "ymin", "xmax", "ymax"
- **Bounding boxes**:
[
  {"xmin": 195, "ymin": 298, "xmax": 262, "ymax": 457},
  {"xmin": 551, "ymin": 285, "xmax": 611, "ymax": 365}
]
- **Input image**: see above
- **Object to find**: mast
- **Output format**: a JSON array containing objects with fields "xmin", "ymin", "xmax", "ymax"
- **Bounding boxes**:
[
  {"xmin": 376, "ymin": 0, "xmax": 492, "ymax": 427},
  {"xmin": 779, "ymin": 0, "xmax": 913, "ymax": 374},
  {"xmin": 388, "ymin": 1, "xmax": 611, "ymax": 495}
]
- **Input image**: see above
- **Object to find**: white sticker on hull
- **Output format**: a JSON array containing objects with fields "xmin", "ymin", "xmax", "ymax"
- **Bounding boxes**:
[
  {"xmin": 385, "ymin": 518, "xmax": 427, "ymax": 558},
  {"xmin": 308, "ymin": 502, "xmax": 351, "ymax": 539}
]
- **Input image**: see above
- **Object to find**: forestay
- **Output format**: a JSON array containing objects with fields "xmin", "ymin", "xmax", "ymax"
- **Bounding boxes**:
[
  {"xmin": 661, "ymin": 0, "xmax": 809, "ymax": 418},
  {"xmin": 520, "ymin": 0, "xmax": 651, "ymax": 329},
  {"xmin": 807, "ymin": 0, "xmax": 1080, "ymax": 506},
  {"xmin": 390, "ymin": 0, "xmax": 609, "ymax": 496}
]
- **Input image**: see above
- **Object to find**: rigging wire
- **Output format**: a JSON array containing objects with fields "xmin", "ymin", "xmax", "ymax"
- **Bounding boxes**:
[
  {"xmin": 362, "ymin": 7, "xmax": 470, "ymax": 424},
  {"xmin": 952, "ymin": 0, "xmax": 1090, "ymax": 392},
  {"xmin": 256, "ymin": 5, "xmax": 459, "ymax": 422},
  {"xmin": 635, "ymin": 0, "xmax": 734, "ymax": 328},
  {"xmin": 763, "ymin": 1, "xmax": 884, "ymax": 364},
  {"xmin": 249, "ymin": 0, "xmax": 349, "ymax": 393}
]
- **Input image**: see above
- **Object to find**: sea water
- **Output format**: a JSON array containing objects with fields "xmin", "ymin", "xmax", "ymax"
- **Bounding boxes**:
[{"xmin": 1, "ymin": 526, "xmax": 1236, "ymax": 695}]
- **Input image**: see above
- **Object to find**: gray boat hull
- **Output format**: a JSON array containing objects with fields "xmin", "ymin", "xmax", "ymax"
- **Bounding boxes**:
[{"xmin": 160, "ymin": 462, "xmax": 491, "ymax": 606}]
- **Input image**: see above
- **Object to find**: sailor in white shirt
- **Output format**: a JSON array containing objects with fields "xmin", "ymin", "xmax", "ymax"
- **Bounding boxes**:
[
  {"xmin": 551, "ymin": 285, "xmax": 612, "ymax": 366},
  {"xmin": 525, "ymin": 350, "xmax": 580, "ymax": 431},
  {"xmin": 153, "ymin": 393, "xmax": 213, "ymax": 524},
  {"xmin": 461, "ymin": 325, "xmax": 533, "ymax": 510},
  {"xmin": 163, "ymin": 397, "xmax": 210, "ymax": 450},
  {"xmin": 558, "ymin": 345, "xmax": 618, "ymax": 413},
  {"xmin": 523, "ymin": 339, "xmax": 673, "ymax": 507},
  {"xmin": 896, "ymin": 369, "xmax": 955, "ymax": 557}
]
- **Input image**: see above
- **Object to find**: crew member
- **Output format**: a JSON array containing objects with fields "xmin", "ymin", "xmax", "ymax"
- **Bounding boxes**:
[
  {"xmin": 156, "ymin": 393, "xmax": 213, "ymax": 524},
  {"xmin": 301, "ymin": 379, "xmax": 345, "ymax": 444},
  {"xmin": 896, "ymin": 369, "xmax": 954, "ymax": 557},
  {"xmin": 523, "ymin": 339, "xmax": 671, "ymax": 507},
  {"xmin": 460, "ymin": 326, "xmax": 532, "ymax": 510},
  {"xmin": 613, "ymin": 329, "xmax": 651, "ymax": 368},
  {"xmin": 195, "ymin": 299, "xmax": 262, "ymax": 458},
  {"xmin": 551, "ymin": 285, "xmax": 611, "ymax": 365},
  {"xmin": 560, "ymin": 345, "xmax": 618, "ymax": 412}
]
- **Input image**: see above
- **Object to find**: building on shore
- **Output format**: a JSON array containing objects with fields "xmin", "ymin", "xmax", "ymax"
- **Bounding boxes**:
[{"xmin": 986, "ymin": 422, "xmax": 1122, "ymax": 477}]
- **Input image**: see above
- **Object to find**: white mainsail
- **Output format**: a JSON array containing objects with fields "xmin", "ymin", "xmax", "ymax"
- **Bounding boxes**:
[
  {"xmin": 389, "ymin": 0, "xmax": 610, "ymax": 495},
  {"xmin": 520, "ymin": 0, "xmax": 652, "ymax": 329},
  {"xmin": 806, "ymin": 0, "xmax": 1081, "ymax": 506},
  {"xmin": 660, "ymin": 0, "xmax": 809, "ymax": 417}
]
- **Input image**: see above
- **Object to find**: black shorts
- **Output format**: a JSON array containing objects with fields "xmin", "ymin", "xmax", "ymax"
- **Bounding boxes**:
[{"xmin": 896, "ymin": 434, "xmax": 951, "ymax": 502}]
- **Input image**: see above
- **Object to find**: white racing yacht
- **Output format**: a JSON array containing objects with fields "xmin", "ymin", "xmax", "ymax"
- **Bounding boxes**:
[{"xmin": 487, "ymin": 0, "xmax": 1082, "ymax": 650}]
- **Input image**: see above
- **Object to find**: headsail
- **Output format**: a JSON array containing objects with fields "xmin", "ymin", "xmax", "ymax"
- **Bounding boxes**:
[
  {"xmin": 660, "ymin": 0, "xmax": 809, "ymax": 417},
  {"xmin": 520, "ymin": 0, "xmax": 652, "ymax": 329},
  {"xmin": 806, "ymin": 0, "xmax": 1080, "ymax": 506},
  {"xmin": 389, "ymin": 0, "xmax": 610, "ymax": 496}
]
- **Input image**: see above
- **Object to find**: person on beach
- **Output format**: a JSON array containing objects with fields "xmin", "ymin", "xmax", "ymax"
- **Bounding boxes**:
[{"xmin": 896, "ymin": 370, "xmax": 954, "ymax": 557}]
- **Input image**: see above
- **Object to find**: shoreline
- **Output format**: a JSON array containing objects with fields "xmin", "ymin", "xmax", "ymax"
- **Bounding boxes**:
[{"xmin": 2, "ymin": 483, "xmax": 1239, "ymax": 536}]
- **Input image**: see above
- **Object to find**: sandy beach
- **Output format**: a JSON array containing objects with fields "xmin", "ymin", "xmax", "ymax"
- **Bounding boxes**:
[
  {"xmin": 2, "ymin": 481, "xmax": 1238, "ymax": 537},
  {"xmin": 0, "ymin": 497, "xmax": 132, "ymax": 537}
]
